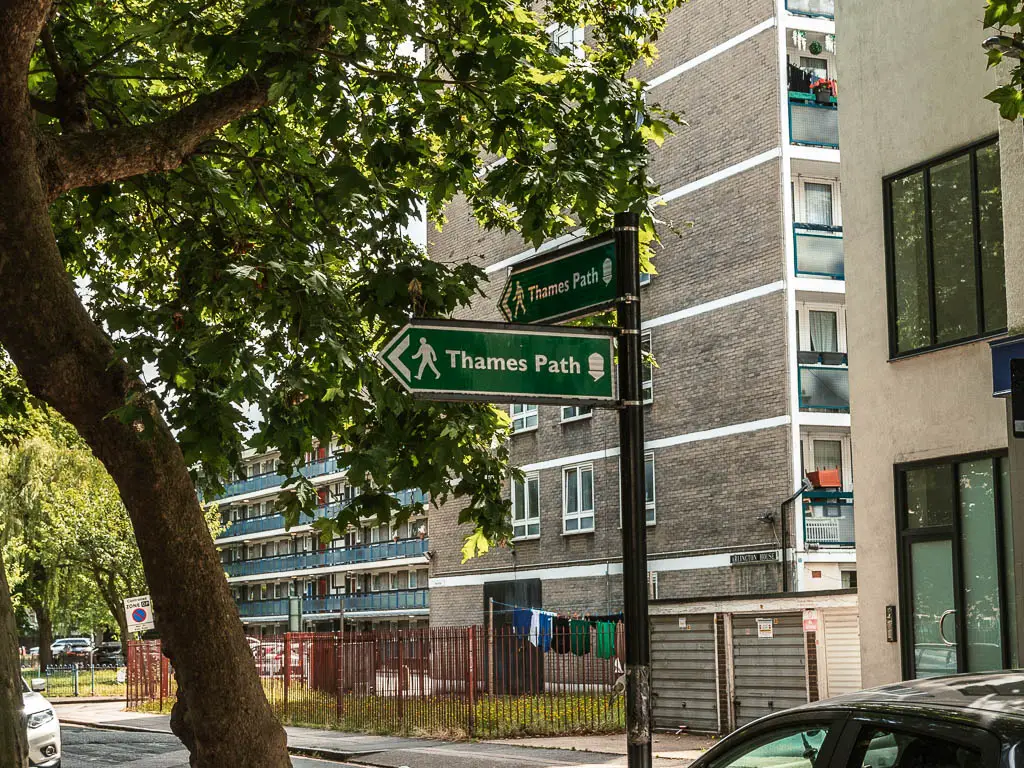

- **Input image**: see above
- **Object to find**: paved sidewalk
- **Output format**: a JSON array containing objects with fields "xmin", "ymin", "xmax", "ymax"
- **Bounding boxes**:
[
  {"xmin": 486, "ymin": 733, "xmax": 715, "ymax": 761},
  {"xmin": 55, "ymin": 701, "xmax": 703, "ymax": 767}
]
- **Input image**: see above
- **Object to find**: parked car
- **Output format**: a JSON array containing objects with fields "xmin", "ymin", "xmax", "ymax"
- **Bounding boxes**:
[
  {"xmin": 50, "ymin": 637, "xmax": 93, "ymax": 661},
  {"xmin": 94, "ymin": 641, "xmax": 123, "ymax": 666},
  {"xmin": 22, "ymin": 677, "xmax": 60, "ymax": 767},
  {"xmin": 689, "ymin": 671, "xmax": 1024, "ymax": 767}
]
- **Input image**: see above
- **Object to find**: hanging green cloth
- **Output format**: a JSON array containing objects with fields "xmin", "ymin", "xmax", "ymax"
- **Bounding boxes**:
[
  {"xmin": 595, "ymin": 621, "xmax": 616, "ymax": 659},
  {"xmin": 569, "ymin": 619, "xmax": 591, "ymax": 655}
]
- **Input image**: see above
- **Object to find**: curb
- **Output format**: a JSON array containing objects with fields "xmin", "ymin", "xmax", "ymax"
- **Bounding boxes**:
[{"xmin": 60, "ymin": 720, "xmax": 361, "ymax": 763}]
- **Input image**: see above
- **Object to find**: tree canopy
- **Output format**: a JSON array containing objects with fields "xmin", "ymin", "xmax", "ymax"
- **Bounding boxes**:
[
  {"xmin": 34, "ymin": 0, "xmax": 677, "ymax": 547},
  {"xmin": 984, "ymin": 0, "xmax": 1024, "ymax": 119}
]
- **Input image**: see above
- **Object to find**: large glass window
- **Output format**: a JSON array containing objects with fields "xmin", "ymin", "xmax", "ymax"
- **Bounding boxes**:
[
  {"xmin": 808, "ymin": 310, "xmax": 838, "ymax": 352},
  {"xmin": 641, "ymin": 332, "xmax": 653, "ymax": 404},
  {"xmin": 898, "ymin": 454, "xmax": 1016, "ymax": 677},
  {"xmin": 804, "ymin": 182, "xmax": 834, "ymax": 226},
  {"xmin": 645, "ymin": 453, "xmax": 655, "ymax": 525},
  {"xmin": 886, "ymin": 138, "xmax": 1006, "ymax": 355},
  {"xmin": 512, "ymin": 473, "xmax": 540, "ymax": 539},
  {"xmin": 510, "ymin": 403, "xmax": 538, "ymax": 433},
  {"xmin": 563, "ymin": 464, "xmax": 595, "ymax": 533}
]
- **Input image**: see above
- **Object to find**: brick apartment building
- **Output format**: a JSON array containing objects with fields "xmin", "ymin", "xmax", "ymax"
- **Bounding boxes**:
[{"xmin": 427, "ymin": 0, "xmax": 852, "ymax": 628}]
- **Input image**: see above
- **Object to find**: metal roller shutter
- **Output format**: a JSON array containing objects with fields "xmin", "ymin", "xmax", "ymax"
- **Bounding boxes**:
[
  {"xmin": 650, "ymin": 613, "xmax": 718, "ymax": 732},
  {"xmin": 732, "ymin": 613, "xmax": 807, "ymax": 727},
  {"xmin": 819, "ymin": 606, "xmax": 862, "ymax": 698}
]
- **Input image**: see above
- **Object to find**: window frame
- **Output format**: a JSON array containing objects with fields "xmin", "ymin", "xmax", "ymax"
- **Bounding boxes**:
[
  {"xmin": 562, "ymin": 463, "xmax": 595, "ymax": 534},
  {"xmin": 830, "ymin": 714, "xmax": 1001, "ymax": 768},
  {"xmin": 511, "ymin": 472, "xmax": 541, "ymax": 541},
  {"xmin": 793, "ymin": 176, "xmax": 842, "ymax": 228},
  {"xmin": 796, "ymin": 302, "xmax": 847, "ymax": 354},
  {"xmin": 560, "ymin": 404, "xmax": 593, "ymax": 423},
  {"xmin": 894, "ymin": 450, "xmax": 1014, "ymax": 679},
  {"xmin": 510, "ymin": 403, "xmax": 539, "ymax": 434},
  {"xmin": 641, "ymin": 331, "xmax": 653, "ymax": 405},
  {"xmin": 546, "ymin": 22, "xmax": 584, "ymax": 58},
  {"xmin": 697, "ymin": 712, "xmax": 846, "ymax": 767},
  {"xmin": 883, "ymin": 135, "xmax": 1006, "ymax": 359}
]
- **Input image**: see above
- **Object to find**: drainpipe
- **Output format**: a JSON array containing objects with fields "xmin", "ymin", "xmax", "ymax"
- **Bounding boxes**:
[{"xmin": 780, "ymin": 478, "xmax": 813, "ymax": 593}]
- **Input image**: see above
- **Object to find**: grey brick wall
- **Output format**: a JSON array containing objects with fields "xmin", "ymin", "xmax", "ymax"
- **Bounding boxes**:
[{"xmin": 426, "ymin": 0, "xmax": 796, "ymax": 627}]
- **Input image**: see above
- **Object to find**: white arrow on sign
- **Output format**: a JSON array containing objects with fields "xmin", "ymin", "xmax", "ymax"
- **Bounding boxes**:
[{"xmin": 386, "ymin": 334, "xmax": 411, "ymax": 383}]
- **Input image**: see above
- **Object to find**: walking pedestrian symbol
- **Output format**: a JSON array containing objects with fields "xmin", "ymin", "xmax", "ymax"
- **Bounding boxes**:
[
  {"xmin": 512, "ymin": 281, "xmax": 526, "ymax": 319},
  {"xmin": 411, "ymin": 337, "xmax": 440, "ymax": 380}
]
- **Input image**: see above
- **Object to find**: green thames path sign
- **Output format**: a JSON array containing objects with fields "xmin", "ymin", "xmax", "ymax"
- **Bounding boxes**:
[
  {"xmin": 378, "ymin": 319, "xmax": 616, "ymax": 405},
  {"xmin": 498, "ymin": 234, "xmax": 617, "ymax": 324}
]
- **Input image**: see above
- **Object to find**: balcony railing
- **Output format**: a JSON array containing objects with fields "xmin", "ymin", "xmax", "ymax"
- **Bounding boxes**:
[
  {"xmin": 217, "ymin": 489, "xmax": 427, "ymax": 539},
  {"xmin": 798, "ymin": 365, "xmax": 849, "ymax": 412},
  {"xmin": 214, "ymin": 456, "xmax": 342, "ymax": 501},
  {"xmin": 785, "ymin": 0, "xmax": 834, "ymax": 18},
  {"xmin": 236, "ymin": 589, "xmax": 430, "ymax": 618},
  {"xmin": 224, "ymin": 538, "xmax": 429, "ymax": 578},
  {"xmin": 789, "ymin": 96, "xmax": 838, "ymax": 148},
  {"xmin": 803, "ymin": 491, "xmax": 854, "ymax": 547},
  {"xmin": 794, "ymin": 224, "xmax": 843, "ymax": 279}
]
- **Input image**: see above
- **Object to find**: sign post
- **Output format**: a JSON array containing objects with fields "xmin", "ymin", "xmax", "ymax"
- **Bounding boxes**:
[
  {"xmin": 614, "ymin": 212, "xmax": 652, "ymax": 768},
  {"xmin": 378, "ymin": 319, "xmax": 616, "ymax": 405},
  {"xmin": 124, "ymin": 595, "xmax": 155, "ymax": 634},
  {"xmin": 498, "ymin": 235, "xmax": 617, "ymax": 324}
]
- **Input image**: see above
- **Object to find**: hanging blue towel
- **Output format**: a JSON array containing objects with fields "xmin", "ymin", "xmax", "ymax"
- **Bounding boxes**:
[
  {"xmin": 536, "ymin": 611, "xmax": 554, "ymax": 652},
  {"xmin": 512, "ymin": 607, "xmax": 533, "ymax": 638}
]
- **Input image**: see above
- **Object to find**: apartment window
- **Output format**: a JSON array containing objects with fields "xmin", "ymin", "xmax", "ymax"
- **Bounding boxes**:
[
  {"xmin": 800, "ymin": 55, "xmax": 828, "ymax": 81},
  {"xmin": 547, "ymin": 23, "xmax": 584, "ymax": 57},
  {"xmin": 804, "ymin": 183, "xmax": 834, "ymax": 226},
  {"xmin": 512, "ymin": 473, "xmax": 541, "ymax": 540},
  {"xmin": 408, "ymin": 570, "xmax": 418, "ymax": 589},
  {"xmin": 645, "ymin": 453, "xmax": 656, "ymax": 525},
  {"xmin": 639, "ymin": 270, "xmax": 652, "ymax": 287},
  {"xmin": 511, "ymin": 403, "xmax": 538, "ymax": 433},
  {"xmin": 647, "ymin": 571, "xmax": 659, "ymax": 600},
  {"xmin": 641, "ymin": 331, "xmax": 653, "ymax": 404},
  {"xmin": 563, "ymin": 464, "xmax": 595, "ymax": 533},
  {"xmin": 797, "ymin": 304, "xmax": 846, "ymax": 354},
  {"xmin": 886, "ymin": 138, "xmax": 1006, "ymax": 356},
  {"xmin": 561, "ymin": 405, "xmax": 593, "ymax": 423},
  {"xmin": 389, "ymin": 572, "xmax": 399, "ymax": 591}
]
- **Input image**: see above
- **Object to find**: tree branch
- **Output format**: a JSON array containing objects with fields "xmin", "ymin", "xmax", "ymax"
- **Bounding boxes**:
[{"xmin": 38, "ymin": 73, "xmax": 270, "ymax": 203}]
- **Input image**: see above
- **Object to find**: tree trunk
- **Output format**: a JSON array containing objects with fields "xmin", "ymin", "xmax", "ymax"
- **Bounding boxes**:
[
  {"xmin": 32, "ymin": 604, "xmax": 52, "ymax": 674},
  {"xmin": 0, "ymin": 39, "xmax": 288, "ymax": 768},
  {"xmin": 0, "ymin": 548, "xmax": 29, "ymax": 768}
]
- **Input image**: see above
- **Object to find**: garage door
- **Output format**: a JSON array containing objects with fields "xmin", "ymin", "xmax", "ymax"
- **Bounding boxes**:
[
  {"xmin": 732, "ymin": 613, "xmax": 807, "ymax": 727},
  {"xmin": 819, "ymin": 606, "xmax": 862, "ymax": 698},
  {"xmin": 650, "ymin": 613, "xmax": 718, "ymax": 732}
]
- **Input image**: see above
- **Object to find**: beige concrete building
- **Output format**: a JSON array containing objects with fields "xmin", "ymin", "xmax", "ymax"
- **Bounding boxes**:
[{"xmin": 841, "ymin": 0, "xmax": 1024, "ymax": 685}]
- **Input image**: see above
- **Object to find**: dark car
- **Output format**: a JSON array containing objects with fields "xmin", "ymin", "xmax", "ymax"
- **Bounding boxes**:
[
  {"xmin": 689, "ymin": 671, "xmax": 1024, "ymax": 767},
  {"xmin": 94, "ymin": 641, "xmax": 123, "ymax": 666}
]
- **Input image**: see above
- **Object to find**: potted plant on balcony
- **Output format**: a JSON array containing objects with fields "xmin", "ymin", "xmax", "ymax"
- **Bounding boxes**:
[{"xmin": 811, "ymin": 78, "xmax": 836, "ymax": 105}]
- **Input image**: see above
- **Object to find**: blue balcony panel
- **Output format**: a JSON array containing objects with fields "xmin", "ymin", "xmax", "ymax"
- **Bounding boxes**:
[
  {"xmin": 803, "ymin": 491, "xmax": 854, "ymax": 547},
  {"xmin": 798, "ymin": 365, "xmax": 849, "ymax": 412},
  {"xmin": 785, "ymin": 0, "xmax": 834, "ymax": 18},
  {"xmin": 794, "ymin": 224, "xmax": 843, "ymax": 279},
  {"xmin": 789, "ymin": 101, "xmax": 839, "ymax": 148},
  {"xmin": 224, "ymin": 538, "xmax": 429, "ymax": 578},
  {"xmin": 236, "ymin": 589, "xmax": 430, "ymax": 619}
]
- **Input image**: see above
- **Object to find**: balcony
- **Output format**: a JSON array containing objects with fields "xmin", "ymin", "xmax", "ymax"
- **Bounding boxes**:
[
  {"xmin": 794, "ymin": 224, "xmax": 843, "ymax": 279},
  {"xmin": 803, "ymin": 491, "xmax": 854, "ymax": 547},
  {"xmin": 214, "ymin": 456, "xmax": 341, "ymax": 501},
  {"xmin": 789, "ymin": 94, "xmax": 838, "ymax": 149},
  {"xmin": 785, "ymin": 0, "xmax": 834, "ymax": 19},
  {"xmin": 217, "ymin": 489, "xmax": 427, "ymax": 540},
  {"xmin": 225, "ymin": 538, "xmax": 429, "ymax": 578},
  {"xmin": 798, "ymin": 364, "xmax": 849, "ymax": 412},
  {"xmin": 236, "ymin": 589, "xmax": 430, "ymax": 619}
]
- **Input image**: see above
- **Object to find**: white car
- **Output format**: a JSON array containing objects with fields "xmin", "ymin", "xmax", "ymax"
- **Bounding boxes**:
[
  {"xmin": 49, "ymin": 637, "xmax": 92, "ymax": 660},
  {"xmin": 22, "ymin": 677, "xmax": 60, "ymax": 767}
]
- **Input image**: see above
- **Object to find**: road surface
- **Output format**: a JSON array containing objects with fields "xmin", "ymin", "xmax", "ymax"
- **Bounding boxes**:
[{"xmin": 61, "ymin": 725, "xmax": 353, "ymax": 767}]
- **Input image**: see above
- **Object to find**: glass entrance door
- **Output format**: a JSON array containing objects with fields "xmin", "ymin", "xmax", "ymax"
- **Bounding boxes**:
[{"xmin": 898, "ymin": 455, "xmax": 1015, "ymax": 678}]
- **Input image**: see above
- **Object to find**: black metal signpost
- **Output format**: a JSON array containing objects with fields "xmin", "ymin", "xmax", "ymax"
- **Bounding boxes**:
[
  {"xmin": 380, "ymin": 213, "xmax": 651, "ymax": 768},
  {"xmin": 613, "ymin": 211, "xmax": 652, "ymax": 768}
]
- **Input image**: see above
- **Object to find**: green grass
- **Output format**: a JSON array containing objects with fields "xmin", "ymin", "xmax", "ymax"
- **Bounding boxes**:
[
  {"xmin": 131, "ymin": 680, "xmax": 624, "ymax": 740},
  {"xmin": 22, "ymin": 667, "xmax": 126, "ymax": 698}
]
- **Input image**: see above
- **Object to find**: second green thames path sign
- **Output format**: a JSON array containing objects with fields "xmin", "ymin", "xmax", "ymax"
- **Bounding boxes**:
[
  {"xmin": 378, "ymin": 319, "xmax": 616, "ymax": 405},
  {"xmin": 498, "ymin": 234, "xmax": 616, "ymax": 324}
]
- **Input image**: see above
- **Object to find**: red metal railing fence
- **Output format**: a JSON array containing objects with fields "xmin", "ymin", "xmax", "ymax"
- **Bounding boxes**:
[{"xmin": 128, "ymin": 625, "xmax": 624, "ymax": 738}]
